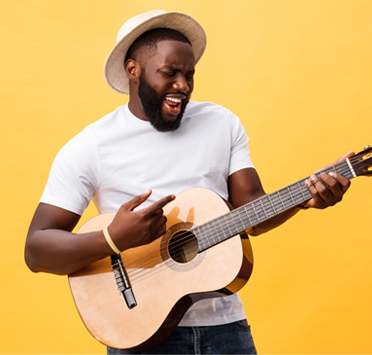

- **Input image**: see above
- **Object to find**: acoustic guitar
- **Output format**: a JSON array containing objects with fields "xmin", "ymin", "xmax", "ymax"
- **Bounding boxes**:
[{"xmin": 69, "ymin": 146, "xmax": 371, "ymax": 351}]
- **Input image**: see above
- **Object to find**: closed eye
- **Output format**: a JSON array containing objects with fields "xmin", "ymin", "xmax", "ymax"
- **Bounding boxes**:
[{"xmin": 160, "ymin": 71, "xmax": 175, "ymax": 77}]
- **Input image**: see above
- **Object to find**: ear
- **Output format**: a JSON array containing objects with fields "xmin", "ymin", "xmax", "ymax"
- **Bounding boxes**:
[{"xmin": 125, "ymin": 59, "xmax": 141, "ymax": 85}]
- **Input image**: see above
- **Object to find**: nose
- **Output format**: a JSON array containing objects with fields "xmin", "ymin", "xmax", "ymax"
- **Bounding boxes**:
[{"xmin": 173, "ymin": 74, "xmax": 190, "ymax": 94}]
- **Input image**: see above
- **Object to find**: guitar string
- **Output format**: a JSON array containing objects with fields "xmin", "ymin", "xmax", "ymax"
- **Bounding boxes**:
[
  {"xmin": 123, "ymin": 178, "xmax": 311, "ymax": 275},
  {"xmin": 126, "ymin": 175, "xmax": 353, "ymax": 283},
  {"xmin": 124, "ymin": 161, "xmax": 357, "ymax": 282},
  {"xmin": 119, "ymin": 154, "xmax": 366, "ymax": 281},
  {"xmin": 127, "ymin": 152, "xmax": 370, "ymax": 282},
  {"xmin": 130, "ymin": 154, "xmax": 364, "ymax": 265},
  {"xmin": 125, "ymin": 159, "xmax": 353, "ymax": 265},
  {"xmin": 125, "ymin": 162, "xmax": 356, "ymax": 282},
  {"xmin": 122, "ymin": 159, "xmax": 357, "ymax": 279},
  {"xmin": 128, "ymin": 156, "xmax": 369, "ymax": 283}
]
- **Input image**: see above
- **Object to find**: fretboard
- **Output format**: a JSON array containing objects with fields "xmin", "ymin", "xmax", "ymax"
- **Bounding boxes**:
[{"xmin": 195, "ymin": 159, "xmax": 355, "ymax": 252}]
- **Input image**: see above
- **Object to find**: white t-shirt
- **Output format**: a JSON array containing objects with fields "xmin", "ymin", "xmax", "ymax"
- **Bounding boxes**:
[{"xmin": 40, "ymin": 100, "xmax": 255, "ymax": 326}]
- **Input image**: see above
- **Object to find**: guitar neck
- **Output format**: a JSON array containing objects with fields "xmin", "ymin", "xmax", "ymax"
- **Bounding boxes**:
[{"xmin": 196, "ymin": 158, "xmax": 356, "ymax": 252}]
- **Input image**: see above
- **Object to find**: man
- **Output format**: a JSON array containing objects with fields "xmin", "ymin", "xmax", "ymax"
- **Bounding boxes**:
[{"xmin": 25, "ymin": 10, "xmax": 352, "ymax": 355}]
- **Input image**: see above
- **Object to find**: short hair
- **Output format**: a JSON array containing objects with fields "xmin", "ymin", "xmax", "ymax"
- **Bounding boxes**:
[{"xmin": 125, "ymin": 28, "xmax": 191, "ymax": 63}]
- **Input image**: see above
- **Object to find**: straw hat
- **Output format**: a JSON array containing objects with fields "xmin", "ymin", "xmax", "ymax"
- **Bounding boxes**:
[{"xmin": 104, "ymin": 10, "xmax": 207, "ymax": 95}]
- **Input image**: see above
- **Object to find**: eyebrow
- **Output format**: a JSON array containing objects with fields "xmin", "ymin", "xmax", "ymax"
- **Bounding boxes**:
[{"xmin": 162, "ymin": 65, "xmax": 195, "ymax": 74}]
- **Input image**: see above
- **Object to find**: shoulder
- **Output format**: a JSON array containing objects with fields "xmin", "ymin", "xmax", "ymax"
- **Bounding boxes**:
[
  {"xmin": 54, "ymin": 105, "xmax": 125, "ymax": 162},
  {"xmin": 86, "ymin": 105, "xmax": 126, "ymax": 135},
  {"xmin": 185, "ymin": 100, "xmax": 235, "ymax": 116},
  {"xmin": 63, "ymin": 105, "xmax": 126, "ymax": 147},
  {"xmin": 184, "ymin": 100, "xmax": 244, "ymax": 130}
]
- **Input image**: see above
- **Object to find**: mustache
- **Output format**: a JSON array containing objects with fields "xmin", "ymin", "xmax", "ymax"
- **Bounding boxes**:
[{"xmin": 162, "ymin": 91, "xmax": 188, "ymax": 99}]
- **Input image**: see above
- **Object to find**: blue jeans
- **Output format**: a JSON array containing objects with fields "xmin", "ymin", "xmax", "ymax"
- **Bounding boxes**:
[{"xmin": 107, "ymin": 319, "xmax": 257, "ymax": 354}]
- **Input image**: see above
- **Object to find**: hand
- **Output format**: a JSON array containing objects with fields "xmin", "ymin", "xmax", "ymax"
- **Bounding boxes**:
[
  {"xmin": 107, "ymin": 190, "xmax": 175, "ymax": 251},
  {"xmin": 303, "ymin": 152, "xmax": 354, "ymax": 209}
]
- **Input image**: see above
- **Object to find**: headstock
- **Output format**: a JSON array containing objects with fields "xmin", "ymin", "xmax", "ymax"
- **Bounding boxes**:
[{"xmin": 350, "ymin": 145, "xmax": 372, "ymax": 177}]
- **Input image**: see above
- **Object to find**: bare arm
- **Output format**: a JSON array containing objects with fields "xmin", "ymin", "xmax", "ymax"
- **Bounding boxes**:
[
  {"xmin": 228, "ymin": 153, "xmax": 353, "ymax": 236},
  {"xmin": 25, "ymin": 190, "xmax": 174, "ymax": 275},
  {"xmin": 228, "ymin": 168, "xmax": 300, "ymax": 235}
]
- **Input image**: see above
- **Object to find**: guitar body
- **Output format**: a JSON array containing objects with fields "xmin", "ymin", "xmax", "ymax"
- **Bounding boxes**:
[
  {"xmin": 69, "ymin": 188, "xmax": 254, "ymax": 351},
  {"xmin": 68, "ymin": 147, "xmax": 372, "ymax": 351}
]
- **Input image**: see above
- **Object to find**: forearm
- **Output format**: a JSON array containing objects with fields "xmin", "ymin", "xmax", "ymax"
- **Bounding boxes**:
[
  {"xmin": 229, "ymin": 165, "xmax": 351, "ymax": 237},
  {"xmin": 25, "ymin": 193, "xmax": 173, "ymax": 275},
  {"xmin": 25, "ymin": 229, "xmax": 112, "ymax": 275}
]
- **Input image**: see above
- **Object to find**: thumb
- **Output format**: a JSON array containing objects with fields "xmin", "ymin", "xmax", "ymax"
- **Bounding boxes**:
[
  {"xmin": 123, "ymin": 189, "xmax": 152, "ymax": 211},
  {"xmin": 316, "ymin": 151, "xmax": 356, "ymax": 173},
  {"xmin": 335, "ymin": 151, "xmax": 355, "ymax": 163}
]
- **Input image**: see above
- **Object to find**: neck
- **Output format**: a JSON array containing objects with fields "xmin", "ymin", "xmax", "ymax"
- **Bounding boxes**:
[{"xmin": 128, "ymin": 92, "xmax": 148, "ymax": 121}]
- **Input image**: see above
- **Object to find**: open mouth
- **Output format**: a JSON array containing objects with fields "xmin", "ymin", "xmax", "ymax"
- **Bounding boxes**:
[{"xmin": 163, "ymin": 94, "xmax": 186, "ymax": 116}]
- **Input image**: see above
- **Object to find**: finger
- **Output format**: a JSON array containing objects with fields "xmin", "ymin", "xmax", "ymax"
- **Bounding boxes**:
[
  {"xmin": 328, "ymin": 172, "xmax": 351, "ymax": 193},
  {"xmin": 310, "ymin": 174, "xmax": 333, "ymax": 199},
  {"xmin": 124, "ymin": 189, "xmax": 152, "ymax": 211},
  {"xmin": 304, "ymin": 175, "xmax": 330, "ymax": 208},
  {"xmin": 147, "ymin": 194, "xmax": 176, "ymax": 214},
  {"xmin": 317, "ymin": 172, "xmax": 350, "ymax": 195},
  {"xmin": 318, "ymin": 173, "xmax": 344, "ymax": 198}
]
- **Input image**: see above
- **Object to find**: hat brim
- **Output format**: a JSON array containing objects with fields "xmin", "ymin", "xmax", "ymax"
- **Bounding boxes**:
[{"xmin": 104, "ymin": 11, "xmax": 207, "ymax": 95}]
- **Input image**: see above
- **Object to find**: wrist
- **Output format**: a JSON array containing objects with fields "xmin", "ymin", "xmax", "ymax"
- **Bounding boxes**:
[{"xmin": 103, "ymin": 226, "xmax": 122, "ymax": 254}]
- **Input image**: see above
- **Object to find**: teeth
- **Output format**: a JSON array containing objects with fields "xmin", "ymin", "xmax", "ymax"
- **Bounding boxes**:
[{"xmin": 165, "ymin": 97, "xmax": 182, "ymax": 103}]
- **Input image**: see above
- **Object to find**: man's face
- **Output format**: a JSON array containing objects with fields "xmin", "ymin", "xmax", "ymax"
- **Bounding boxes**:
[{"xmin": 137, "ymin": 40, "xmax": 195, "ymax": 132}]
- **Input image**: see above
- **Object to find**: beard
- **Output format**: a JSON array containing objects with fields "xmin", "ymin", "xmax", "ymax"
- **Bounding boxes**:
[{"xmin": 138, "ymin": 72, "xmax": 189, "ymax": 132}]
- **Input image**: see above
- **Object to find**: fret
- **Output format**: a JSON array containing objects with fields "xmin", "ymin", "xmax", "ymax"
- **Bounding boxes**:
[
  {"xmin": 292, "ymin": 184, "xmax": 303, "ymax": 206},
  {"xmin": 269, "ymin": 191, "xmax": 285, "ymax": 214},
  {"xmin": 315, "ymin": 160, "xmax": 354, "ymax": 182},
  {"xmin": 195, "ymin": 151, "xmax": 368, "ymax": 254},
  {"xmin": 280, "ymin": 187, "xmax": 295, "ymax": 209},
  {"xmin": 224, "ymin": 215, "xmax": 236, "ymax": 236},
  {"xmin": 337, "ymin": 161, "xmax": 349, "ymax": 177},
  {"xmin": 321, "ymin": 166, "xmax": 332, "ymax": 174},
  {"xmin": 262, "ymin": 195, "xmax": 276, "ymax": 218},
  {"xmin": 248, "ymin": 210, "xmax": 260, "ymax": 226},
  {"xmin": 214, "ymin": 218, "xmax": 228, "ymax": 242},
  {"xmin": 209, "ymin": 220, "xmax": 220, "ymax": 245},
  {"xmin": 259, "ymin": 197, "xmax": 269, "ymax": 219},
  {"xmin": 343, "ymin": 160, "xmax": 355, "ymax": 180},
  {"xmin": 233, "ymin": 209, "xmax": 251, "ymax": 233},
  {"xmin": 203, "ymin": 223, "xmax": 212, "ymax": 249},
  {"xmin": 300, "ymin": 180, "xmax": 312, "ymax": 202},
  {"xmin": 286, "ymin": 185, "xmax": 296, "ymax": 206},
  {"xmin": 295, "ymin": 181, "xmax": 307, "ymax": 204},
  {"xmin": 195, "ymin": 225, "xmax": 205, "ymax": 251},
  {"xmin": 276, "ymin": 190, "xmax": 287, "ymax": 211},
  {"xmin": 253, "ymin": 200, "xmax": 266, "ymax": 222},
  {"xmin": 231, "ymin": 210, "xmax": 246, "ymax": 233},
  {"xmin": 247, "ymin": 203, "xmax": 260, "ymax": 225},
  {"xmin": 267, "ymin": 193, "xmax": 277, "ymax": 214},
  {"xmin": 242, "ymin": 207, "xmax": 254, "ymax": 229},
  {"xmin": 242, "ymin": 205, "xmax": 254, "ymax": 225},
  {"xmin": 225, "ymin": 212, "xmax": 240, "ymax": 235},
  {"xmin": 287, "ymin": 183, "xmax": 299, "ymax": 204},
  {"xmin": 217, "ymin": 220, "xmax": 226, "ymax": 242}
]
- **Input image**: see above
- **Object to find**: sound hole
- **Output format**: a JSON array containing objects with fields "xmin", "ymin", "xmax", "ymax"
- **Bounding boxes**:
[{"xmin": 168, "ymin": 230, "xmax": 198, "ymax": 263}]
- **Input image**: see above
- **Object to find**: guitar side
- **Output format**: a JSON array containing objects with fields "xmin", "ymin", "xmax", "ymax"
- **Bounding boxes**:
[{"xmin": 68, "ymin": 188, "xmax": 254, "ymax": 351}]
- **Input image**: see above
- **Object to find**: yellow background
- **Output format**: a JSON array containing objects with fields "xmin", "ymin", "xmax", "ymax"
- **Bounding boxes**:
[{"xmin": 1, "ymin": 0, "xmax": 371, "ymax": 354}]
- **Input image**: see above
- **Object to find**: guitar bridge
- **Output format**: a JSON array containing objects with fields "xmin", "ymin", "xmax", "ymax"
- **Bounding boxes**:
[{"xmin": 110, "ymin": 254, "xmax": 137, "ymax": 309}]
